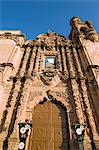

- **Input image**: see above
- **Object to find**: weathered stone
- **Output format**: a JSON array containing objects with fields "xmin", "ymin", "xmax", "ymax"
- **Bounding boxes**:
[{"xmin": 0, "ymin": 18, "xmax": 99, "ymax": 149}]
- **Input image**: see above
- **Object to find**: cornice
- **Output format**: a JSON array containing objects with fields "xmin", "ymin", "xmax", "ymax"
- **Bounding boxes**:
[{"xmin": 0, "ymin": 34, "xmax": 26, "ymax": 47}]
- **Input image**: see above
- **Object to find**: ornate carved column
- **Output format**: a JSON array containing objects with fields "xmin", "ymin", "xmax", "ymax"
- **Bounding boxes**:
[
  {"xmin": 61, "ymin": 46, "xmax": 68, "ymax": 73},
  {"xmin": 57, "ymin": 47, "xmax": 62, "ymax": 71},
  {"xmin": 4, "ymin": 79, "xmax": 21, "ymax": 132},
  {"xmin": 64, "ymin": 83, "xmax": 75, "ymax": 150},
  {"xmin": 40, "ymin": 52, "xmax": 44, "ymax": 71},
  {"xmin": 66, "ymin": 47, "xmax": 84, "ymax": 124},
  {"xmin": 80, "ymin": 80, "xmax": 97, "ymax": 135},
  {"xmin": 66, "ymin": 47, "xmax": 75, "ymax": 77},
  {"xmin": 0, "ymin": 79, "xmax": 21, "ymax": 150},
  {"xmin": 27, "ymin": 46, "xmax": 37, "ymax": 76},
  {"xmin": 80, "ymin": 79, "xmax": 99, "ymax": 149},
  {"xmin": 19, "ymin": 46, "xmax": 31, "ymax": 77},
  {"xmin": 34, "ymin": 46, "xmax": 41, "ymax": 72},
  {"xmin": 71, "ymin": 79, "xmax": 85, "ymax": 125},
  {"xmin": 35, "ymin": 47, "xmax": 41, "ymax": 71},
  {"xmin": 14, "ymin": 78, "xmax": 32, "ymax": 129},
  {"xmin": 2, "ymin": 45, "xmax": 31, "ymax": 135},
  {"xmin": 72, "ymin": 47, "xmax": 84, "ymax": 77}
]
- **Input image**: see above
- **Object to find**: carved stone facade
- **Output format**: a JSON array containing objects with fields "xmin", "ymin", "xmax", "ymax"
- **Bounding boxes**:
[{"xmin": 0, "ymin": 17, "xmax": 99, "ymax": 150}]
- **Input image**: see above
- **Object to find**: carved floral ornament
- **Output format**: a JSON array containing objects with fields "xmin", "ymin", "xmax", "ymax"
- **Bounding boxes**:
[
  {"xmin": 40, "ymin": 69, "xmax": 69, "ymax": 85},
  {"xmin": 29, "ymin": 69, "xmax": 69, "ymax": 87},
  {"xmin": 27, "ymin": 90, "xmax": 71, "ymax": 112},
  {"xmin": 35, "ymin": 32, "xmax": 71, "ymax": 49}
]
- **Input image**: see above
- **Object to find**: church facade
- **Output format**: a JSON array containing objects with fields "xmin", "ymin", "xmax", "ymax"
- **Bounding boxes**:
[{"xmin": 0, "ymin": 17, "xmax": 99, "ymax": 150}]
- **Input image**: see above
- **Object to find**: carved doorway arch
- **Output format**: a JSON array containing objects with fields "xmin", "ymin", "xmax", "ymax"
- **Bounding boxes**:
[{"xmin": 29, "ymin": 100, "xmax": 70, "ymax": 150}]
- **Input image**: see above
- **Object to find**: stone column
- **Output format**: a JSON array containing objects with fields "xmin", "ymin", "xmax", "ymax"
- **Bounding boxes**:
[
  {"xmin": 61, "ymin": 46, "xmax": 68, "ymax": 73},
  {"xmin": 40, "ymin": 52, "xmax": 44, "ymax": 71},
  {"xmin": 96, "ymin": 68, "xmax": 99, "ymax": 86},
  {"xmin": 80, "ymin": 80, "xmax": 97, "ymax": 135},
  {"xmin": 27, "ymin": 46, "xmax": 37, "ymax": 76},
  {"xmin": 66, "ymin": 47, "xmax": 75, "ymax": 77},
  {"xmin": 14, "ymin": 78, "xmax": 32, "ymax": 129},
  {"xmin": 0, "ymin": 79, "xmax": 21, "ymax": 149},
  {"xmin": 66, "ymin": 47, "xmax": 84, "ymax": 124},
  {"xmin": 19, "ymin": 46, "xmax": 31, "ymax": 77},
  {"xmin": 72, "ymin": 47, "xmax": 83, "ymax": 77},
  {"xmin": 6, "ymin": 79, "xmax": 32, "ymax": 149},
  {"xmin": 4, "ymin": 80, "xmax": 21, "ymax": 132},
  {"xmin": 34, "ymin": 46, "xmax": 40, "ymax": 72},
  {"xmin": 57, "ymin": 47, "xmax": 62, "ymax": 71},
  {"xmin": 71, "ymin": 79, "xmax": 85, "ymax": 125},
  {"xmin": 66, "ymin": 95, "xmax": 76, "ymax": 150}
]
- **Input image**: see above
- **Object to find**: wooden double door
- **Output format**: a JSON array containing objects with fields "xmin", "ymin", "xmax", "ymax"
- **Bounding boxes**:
[{"xmin": 29, "ymin": 100, "xmax": 70, "ymax": 150}]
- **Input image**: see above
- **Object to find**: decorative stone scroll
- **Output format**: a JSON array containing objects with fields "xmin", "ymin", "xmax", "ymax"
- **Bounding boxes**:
[
  {"xmin": 0, "ymin": 63, "xmax": 14, "ymax": 71},
  {"xmin": 40, "ymin": 69, "xmax": 58, "ymax": 85}
]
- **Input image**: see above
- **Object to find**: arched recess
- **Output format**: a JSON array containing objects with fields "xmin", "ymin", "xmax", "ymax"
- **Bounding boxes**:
[
  {"xmin": 25, "ymin": 91, "xmax": 72, "ymax": 124},
  {"xmin": 28, "ymin": 99, "xmax": 70, "ymax": 150}
]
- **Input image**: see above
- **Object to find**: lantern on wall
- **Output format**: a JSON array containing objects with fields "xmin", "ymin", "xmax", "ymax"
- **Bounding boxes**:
[
  {"xmin": 72, "ymin": 123, "xmax": 85, "ymax": 150},
  {"xmin": 18, "ymin": 120, "xmax": 32, "ymax": 150}
]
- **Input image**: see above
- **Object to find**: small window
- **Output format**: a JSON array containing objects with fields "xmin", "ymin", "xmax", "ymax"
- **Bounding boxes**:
[{"xmin": 45, "ymin": 56, "xmax": 56, "ymax": 69}]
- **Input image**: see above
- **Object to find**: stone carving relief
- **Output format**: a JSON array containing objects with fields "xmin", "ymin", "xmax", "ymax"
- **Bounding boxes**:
[
  {"xmin": 30, "ymin": 69, "xmax": 70, "ymax": 87},
  {"xmin": 80, "ymin": 26, "xmax": 98, "ymax": 42},
  {"xmin": 0, "ymin": 63, "xmax": 14, "ymax": 72},
  {"xmin": 44, "ymin": 37, "xmax": 56, "ymax": 51},
  {"xmin": 84, "ymin": 20, "xmax": 98, "ymax": 42},
  {"xmin": 70, "ymin": 17, "xmax": 98, "ymax": 42},
  {"xmin": 26, "ymin": 89, "xmax": 71, "ymax": 112},
  {"xmin": 0, "ymin": 34, "xmax": 25, "ymax": 46},
  {"xmin": 0, "ymin": 63, "xmax": 14, "ymax": 83},
  {"xmin": 36, "ymin": 32, "xmax": 69, "ymax": 50},
  {"xmin": 95, "ymin": 67, "xmax": 99, "ymax": 85},
  {"xmin": 40, "ymin": 69, "xmax": 61, "ymax": 86},
  {"xmin": 59, "ymin": 72, "xmax": 69, "ymax": 83},
  {"xmin": 25, "ymin": 91, "xmax": 44, "ymax": 111}
]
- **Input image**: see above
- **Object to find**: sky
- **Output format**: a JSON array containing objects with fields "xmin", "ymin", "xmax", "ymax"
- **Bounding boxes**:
[{"xmin": 0, "ymin": 0, "xmax": 99, "ymax": 40}]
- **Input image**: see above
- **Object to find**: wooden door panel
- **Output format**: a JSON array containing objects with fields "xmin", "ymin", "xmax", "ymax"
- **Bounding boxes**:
[
  {"xmin": 34, "ymin": 102, "xmax": 49, "ymax": 113},
  {"xmin": 33, "ymin": 113, "xmax": 49, "ymax": 124},
  {"xmin": 45, "ymin": 142, "xmax": 54, "ymax": 150},
  {"xmin": 52, "ymin": 103, "xmax": 65, "ymax": 114},
  {"xmin": 54, "ymin": 141, "xmax": 69, "ymax": 150},
  {"xmin": 30, "ymin": 101, "xmax": 69, "ymax": 150},
  {"xmin": 54, "ymin": 127, "xmax": 67, "ymax": 141},
  {"xmin": 32, "ymin": 141, "xmax": 45, "ymax": 150},
  {"xmin": 32, "ymin": 126, "xmax": 47, "ymax": 140},
  {"xmin": 52, "ymin": 113, "xmax": 66, "ymax": 126},
  {"xmin": 46, "ymin": 127, "xmax": 54, "ymax": 141}
]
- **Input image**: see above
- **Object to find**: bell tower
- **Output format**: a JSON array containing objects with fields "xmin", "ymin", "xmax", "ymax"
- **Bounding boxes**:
[{"xmin": 70, "ymin": 16, "xmax": 99, "ymax": 148}]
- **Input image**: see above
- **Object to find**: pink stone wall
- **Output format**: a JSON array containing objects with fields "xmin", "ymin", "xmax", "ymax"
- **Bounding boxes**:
[
  {"xmin": 83, "ymin": 40, "xmax": 99, "ymax": 65},
  {"xmin": 0, "ymin": 39, "xmax": 16, "ymax": 64}
]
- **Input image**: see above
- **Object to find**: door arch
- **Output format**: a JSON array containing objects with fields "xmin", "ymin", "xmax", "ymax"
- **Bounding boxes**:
[{"xmin": 29, "ymin": 100, "xmax": 70, "ymax": 150}]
